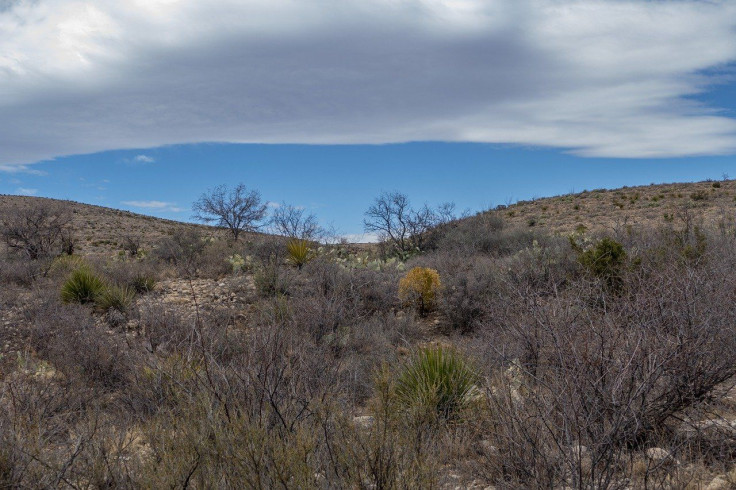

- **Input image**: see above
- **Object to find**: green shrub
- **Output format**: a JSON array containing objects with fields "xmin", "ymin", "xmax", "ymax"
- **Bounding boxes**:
[
  {"xmin": 96, "ymin": 285, "xmax": 135, "ymax": 313},
  {"xmin": 574, "ymin": 237, "xmax": 627, "ymax": 289},
  {"xmin": 690, "ymin": 190, "xmax": 708, "ymax": 201},
  {"xmin": 394, "ymin": 345, "xmax": 479, "ymax": 422},
  {"xmin": 61, "ymin": 267, "xmax": 106, "ymax": 304},
  {"xmin": 286, "ymin": 238, "xmax": 313, "ymax": 269}
]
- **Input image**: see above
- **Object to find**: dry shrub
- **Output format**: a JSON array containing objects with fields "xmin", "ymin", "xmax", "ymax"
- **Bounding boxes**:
[
  {"xmin": 398, "ymin": 267, "xmax": 441, "ymax": 316},
  {"xmin": 28, "ymin": 299, "xmax": 134, "ymax": 390}
]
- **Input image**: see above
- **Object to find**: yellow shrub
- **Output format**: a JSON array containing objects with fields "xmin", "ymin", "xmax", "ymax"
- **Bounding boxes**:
[{"xmin": 399, "ymin": 267, "xmax": 441, "ymax": 316}]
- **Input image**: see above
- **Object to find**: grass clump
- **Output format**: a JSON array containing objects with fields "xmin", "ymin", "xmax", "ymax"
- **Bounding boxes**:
[
  {"xmin": 130, "ymin": 273, "xmax": 156, "ymax": 293},
  {"xmin": 398, "ymin": 267, "xmax": 441, "ymax": 316},
  {"xmin": 394, "ymin": 345, "xmax": 479, "ymax": 422},
  {"xmin": 60, "ymin": 267, "xmax": 105, "ymax": 304},
  {"xmin": 96, "ymin": 285, "xmax": 135, "ymax": 313}
]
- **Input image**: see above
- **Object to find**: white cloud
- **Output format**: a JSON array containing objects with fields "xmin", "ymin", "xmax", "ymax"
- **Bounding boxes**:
[
  {"xmin": 0, "ymin": 164, "xmax": 46, "ymax": 175},
  {"xmin": 132, "ymin": 154, "xmax": 155, "ymax": 163},
  {"xmin": 122, "ymin": 200, "xmax": 171, "ymax": 208},
  {"xmin": 121, "ymin": 200, "xmax": 185, "ymax": 213},
  {"xmin": 15, "ymin": 187, "xmax": 37, "ymax": 195},
  {"xmin": 342, "ymin": 232, "xmax": 381, "ymax": 244},
  {"xmin": 1, "ymin": 0, "xmax": 736, "ymax": 164}
]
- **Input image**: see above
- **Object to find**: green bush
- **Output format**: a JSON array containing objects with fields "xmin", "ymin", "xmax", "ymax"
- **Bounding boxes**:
[
  {"xmin": 96, "ymin": 285, "xmax": 135, "ymax": 313},
  {"xmin": 573, "ymin": 237, "xmax": 627, "ymax": 289},
  {"xmin": 61, "ymin": 267, "xmax": 106, "ymax": 304},
  {"xmin": 394, "ymin": 345, "xmax": 479, "ymax": 422}
]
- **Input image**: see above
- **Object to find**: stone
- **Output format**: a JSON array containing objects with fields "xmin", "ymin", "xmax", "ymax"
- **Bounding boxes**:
[
  {"xmin": 353, "ymin": 415, "xmax": 375, "ymax": 429},
  {"xmin": 646, "ymin": 447, "xmax": 672, "ymax": 462},
  {"xmin": 705, "ymin": 476, "xmax": 731, "ymax": 490}
]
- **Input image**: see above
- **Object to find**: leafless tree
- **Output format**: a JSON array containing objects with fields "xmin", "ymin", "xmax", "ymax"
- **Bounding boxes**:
[
  {"xmin": 1, "ymin": 201, "xmax": 73, "ymax": 260},
  {"xmin": 192, "ymin": 184, "xmax": 267, "ymax": 240},
  {"xmin": 364, "ymin": 191, "xmax": 454, "ymax": 253},
  {"xmin": 364, "ymin": 191, "xmax": 413, "ymax": 253},
  {"xmin": 270, "ymin": 203, "xmax": 323, "ymax": 241}
]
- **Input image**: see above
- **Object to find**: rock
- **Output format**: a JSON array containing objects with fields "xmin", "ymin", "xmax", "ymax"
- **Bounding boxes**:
[
  {"xmin": 706, "ymin": 476, "xmax": 731, "ymax": 490},
  {"xmin": 353, "ymin": 415, "xmax": 374, "ymax": 429},
  {"xmin": 646, "ymin": 447, "xmax": 673, "ymax": 462},
  {"xmin": 477, "ymin": 440, "xmax": 499, "ymax": 456}
]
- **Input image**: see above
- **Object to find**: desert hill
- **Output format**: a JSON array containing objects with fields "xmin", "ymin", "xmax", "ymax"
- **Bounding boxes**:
[
  {"xmin": 488, "ymin": 179, "xmax": 736, "ymax": 235},
  {"xmin": 0, "ymin": 194, "xmax": 221, "ymax": 255}
]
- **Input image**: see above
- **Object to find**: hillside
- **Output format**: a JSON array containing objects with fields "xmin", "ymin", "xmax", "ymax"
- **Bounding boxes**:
[
  {"xmin": 491, "ymin": 179, "xmax": 736, "ymax": 235},
  {"xmin": 0, "ymin": 195, "xmax": 221, "ymax": 255}
]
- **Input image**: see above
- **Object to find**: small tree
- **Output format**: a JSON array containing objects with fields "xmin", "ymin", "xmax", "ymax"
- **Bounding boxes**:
[
  {"xmin": 192, "ymin": 184, "xmax": 267, "ymax": 240},
  {"xmin": 364, "ymin": 192, "xmax": 455, "ymax": 254},
  {"xmin": 1, "ymin": 201, "xmax": 73, "ymax": 260},
  {"xmin": 270, "ymin": 203, "xmax": 323, "ymax": 241}
]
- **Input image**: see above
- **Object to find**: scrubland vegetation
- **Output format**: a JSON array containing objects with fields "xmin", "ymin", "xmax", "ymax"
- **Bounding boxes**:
[{"xmin": 2, "ymin": 186, "xmax": 736, "ymax": 488}]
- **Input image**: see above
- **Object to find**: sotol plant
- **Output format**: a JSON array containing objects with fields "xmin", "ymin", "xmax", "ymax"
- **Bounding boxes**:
[
  {"xmin": 394, "ymin": 345, "xmax": 479, "ymax": 422},
  {"xmin": 61, "ymin": 267, "xmax": 106, "ymax": 304},
  {"xmin": 96, "ymin": 285, "xmax": 135, "ymax": 313},
  {"xmin": 286, "ymin": 238, "xmax": 313, "ymax": 269}
]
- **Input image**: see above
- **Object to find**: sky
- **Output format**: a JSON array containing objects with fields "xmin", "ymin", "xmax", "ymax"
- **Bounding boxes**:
[{"xmin": 1, "ymin": 0, "xmax": 736, "ymax": 239}]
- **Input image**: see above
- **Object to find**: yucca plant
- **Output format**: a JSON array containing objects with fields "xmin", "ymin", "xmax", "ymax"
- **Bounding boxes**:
[
  {"xmin": 96, "ymin": 285, "xmax": 136, "ymax": 313},
  {"xmin": 394, "ymin": 344, "xmax": 479, "ymax": 422},
  {"xmin": 286, "ymin": 238, "xmax": 313, "ymax": 269},
  {"xmin": 61, "ymin": 267, "xmax": 106, "ymax": 304}
]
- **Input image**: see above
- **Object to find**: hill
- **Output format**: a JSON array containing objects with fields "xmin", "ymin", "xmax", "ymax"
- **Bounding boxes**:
[
  {"xmin": 0, "ymin": 194, "xmax": 219, "ymax": 255},
  {"xmin": 489, "ymin": 179, "xmax": 736, "ymax": 235}
]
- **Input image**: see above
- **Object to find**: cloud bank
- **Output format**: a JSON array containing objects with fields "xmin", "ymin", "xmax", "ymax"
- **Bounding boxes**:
[{"xmin": 1, "ymin": 0, "xmax": 736, "ymax": 166}]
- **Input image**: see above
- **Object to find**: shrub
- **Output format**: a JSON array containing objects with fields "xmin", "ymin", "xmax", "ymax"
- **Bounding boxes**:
[
  {"xmin": 398, "ymin": 267, "xmax": 441, "ymax": 316},
  {"xmin": 96, "ymin": 285, "xmax": 135, "ymax": 313},
  {"xmin": 60, "ymin": 267, "xmax": 105, "ymax": 304},
  {"xmin": 130, "ymin": 274, "xmax": 157, "ymax": 293},
  {"xmin": 394, "ymin": 345, "xmax": 479, "ymax": 422},
  {"xmin": 1, "ymin": 201, "xmax": 73, "ymax": 260},
  {"xmin": 574, "ymin": 237, "xmax": 627, "ymax": 289},
  {"xmin": 254, "ymin": 263, "xmax": 290, "ymax": 297},
  {"xmin": 690, "ymin": 190, "xmax": 708, "ymax": 201},
  {"xmin": 153, "ymin": 228, "xmax": 206, "ymax": 274}
]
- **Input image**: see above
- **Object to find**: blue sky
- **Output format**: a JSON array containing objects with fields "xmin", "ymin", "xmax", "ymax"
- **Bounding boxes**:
[{"xmin": 2, "ymin": 1, "xmax": 736, "ymax": 239}]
